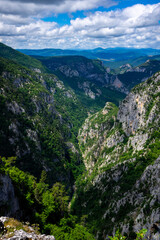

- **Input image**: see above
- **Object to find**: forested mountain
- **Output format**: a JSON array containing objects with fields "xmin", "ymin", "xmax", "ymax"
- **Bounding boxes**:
[
  {"xmin": 0, "ymin": 43, "xmax": 46, "ymax": 72},
  {"xmin": 72, "ymin": 72, "xmax": 160, "ymax": 240},
  {"xmin": 34, "ymin": 55, "xmax": 160, "ymax": 95},
  {"xmin": 115, "ymin": 59, "xmax": 160, "ymax": 91},
  {"xmin": 0, "ymin": 56, "xmax": 87, "ymax": 185},
  {"xmin": 18, "ymin": 47, "xmax": 160, "ymax": 62},
  {"xmin": 34, "ymin": 55, "xmax": 126, "ymax": 108},
  {"xmin": 0, "ymin": 42, "xmax": 160, "ymax": 240}
]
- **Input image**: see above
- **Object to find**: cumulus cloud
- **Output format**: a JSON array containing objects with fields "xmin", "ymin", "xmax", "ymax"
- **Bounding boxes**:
[
  {"xmin": 0, "ymin": 2, "xmax": 160, "ymax": 49},
  {"xmin": 10, "ymin": 0, "xmax": 65, "ymax": 5},
  {"xmin": 70, "ymin": 3, "xmax": 160, "ymax": 36},
  {"xmin": 0, "ymin": 0, "xmax": 117, "ymax": 16}
]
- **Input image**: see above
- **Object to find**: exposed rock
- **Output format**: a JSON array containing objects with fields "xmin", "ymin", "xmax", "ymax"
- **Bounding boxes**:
[
  {"xmin": 66, "ymin": 142, "xmax": 79, "ymax": 154},
  {"xmin": 33, "ymin": 68, "xmax": 41, "ymax": 73},
  {"xmin": 0, "ymin": 218, "xmax": 55, "ymax": 240},
  {"xmin": 59, "ymin": 65, "xmax": 79, "ymax": 77},
  {"xmin": 2, "ymin": 229, "xmax": 55, "ymax": 240},
  {"xmin": 0, "ymin": 175, "xmax": 21, "ymax": 218},
  {"xmin": 7, "ymin": 102, "xmax": 25, "ymax": 115},
  {"xmin": 75, "ymin": 72, "xmax": 160, "ymax": 239}
]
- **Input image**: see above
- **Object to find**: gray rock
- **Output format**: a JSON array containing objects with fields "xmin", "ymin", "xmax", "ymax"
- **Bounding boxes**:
[
  {"xmin": 2, "ymin": 229, "xmax": 55, "ymax": 240},
  {"xmin": 0, "ymin": 175, "xmax": 21, "ymax": 218}
]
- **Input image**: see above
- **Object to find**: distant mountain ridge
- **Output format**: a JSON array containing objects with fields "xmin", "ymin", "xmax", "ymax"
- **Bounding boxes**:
[
  {"xmin": 18, "ymin": 47, "xmax": 160, "ymax": 65},
  {"xmin": 34, "ymin": 55, "xmax": 160, "ymax": 95}
]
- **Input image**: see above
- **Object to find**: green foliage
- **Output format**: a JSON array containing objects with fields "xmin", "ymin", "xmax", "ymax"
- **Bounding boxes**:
[
  {"xmin": 108, "ymin": 230, "xmax": 126, "ymax": 240},
  {"xmin": 34, "ymin": 171, "xmax": 48, "ymax": 203},
  {"xmin": 0, "ymin": 156, "xmax": 94, "ymax": 238},
  {"xmin": 136, "ymin": 229, "xmax": 147, "ymax": 240},
  {"xmin": 48, "ymin": 215, "xmax": 95, "ymax": 240},
  {"xmin": 40, "ymin": 190, "xmax": 56, "ymax": 224},
  {"xmin": 0, "ymin": 43, "xmax": 46, "ymax": 72},
  {"xmin": 51, "ymin": 182, "xmax": 69, "ymax": 218},
  {"xmin": 108, "ymin": 229, "xmax": 147, "ymax": 240},
  {"xmin": 0, "ymin": 56, "xmax": 85, "ymax": 184}
]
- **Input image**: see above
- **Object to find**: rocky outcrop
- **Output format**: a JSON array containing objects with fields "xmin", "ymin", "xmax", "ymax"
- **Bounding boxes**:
[
  {"xmin": 39, "ymin": 55, "xmax": 129, "ymax": 96},
  {"xmin": 78, "ymin": 72, "xmax": 160, "ymax": 174},
  {"xmin": 0, "ymin": 174, "xmax": 20, "ymax": 218},
  {"xmin": 74, "ymin": 72, "xmax": 160, "ymax": 239},
  {"xmin": 118, "ymin": 71, "xmax": 160, "ymax": 135},
  {"xmin": 117, "ymin": 59, "xmax": 160, "ymax": 91},
  {"xmin": 0, "ymin": 217, "xmax": 55, "ymax": 240},
  {"xmin": 2, "ymin": 229, "xmax": 55, "ymax": 240}
]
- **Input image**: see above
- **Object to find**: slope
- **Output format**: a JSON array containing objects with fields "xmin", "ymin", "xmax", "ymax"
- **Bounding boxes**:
[
  {"xmin": 71, "ymin": 71, "xmax": 160, "ymax": 240},
  {"xmin": 0, "ymin": 56, "xmax": 88, "ymax": 187},
  {"xmin": 34, "ymin": 55, "xmax": 126, "ymax": 110},
  {"xmin": 114, "ymin": 59, "xmax": 160, "ymax": 91},
  {"xmin": 0, "ymin": 42, "xmax": 46, "ymax": 72},
  {"xmin": 104, "ymin": 54, "xmax": 160, "ymax": 69}
]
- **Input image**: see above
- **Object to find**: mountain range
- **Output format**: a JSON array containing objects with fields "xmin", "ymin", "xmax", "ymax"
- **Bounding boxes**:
[
  {"xmin": 18, "ymin": 47, "xmax": 160, "ymax": 60},
  {"xmin": 0, "ymin": 42, "xmax": 160, "ymax": 240}
]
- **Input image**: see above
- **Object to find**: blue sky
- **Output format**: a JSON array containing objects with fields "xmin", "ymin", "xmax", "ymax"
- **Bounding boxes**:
[
  {"xmin": 0, "ymin": 0, "xmax": 160, "ymax": 49},
  {"xmin": 43, "ymin": 0, "xmax": 160, "ymax": 25}
]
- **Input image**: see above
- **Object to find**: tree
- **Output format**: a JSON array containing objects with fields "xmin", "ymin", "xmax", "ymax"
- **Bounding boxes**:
[
  {"xmin": 51, "ymin": 182, "xmax": 69, "ymax": 219},
  {"xmin": 34, "ymin": 170, "xmax": 48, "ymax": 203}
]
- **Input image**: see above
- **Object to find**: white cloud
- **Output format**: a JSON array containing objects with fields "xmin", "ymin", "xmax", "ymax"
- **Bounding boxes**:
[
  {"xmin": 0, "ymin": 2, "xmax": 160, "ymax": 49},
  {"xmin": 0, "ymin": 0, "xmax": 117, "ymax": 16}
]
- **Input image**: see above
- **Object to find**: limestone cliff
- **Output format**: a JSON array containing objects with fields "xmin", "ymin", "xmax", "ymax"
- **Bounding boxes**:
[{"xmin": 72, "ymin": 72, "xmax": 160, "ymax": 239}]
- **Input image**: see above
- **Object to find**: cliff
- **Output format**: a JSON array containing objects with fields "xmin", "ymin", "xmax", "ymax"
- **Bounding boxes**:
[{"xmin": 72, "ymin": 71, "xmax": 160, "ymax": 239}]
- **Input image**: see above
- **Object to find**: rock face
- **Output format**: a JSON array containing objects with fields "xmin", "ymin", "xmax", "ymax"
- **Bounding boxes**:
[
  {"xmin": 73, "ymin": 72, "xmax": 160, "ymax": 239},
  {"xmin": 0, "ymin": 174, "xmax": 20, "ymax": 218},
  {"xmin": 39, "ymin": 56, "xmax": 160, "ymax": 97},
  {"xmin": 2, "ymin": 229, "xmax": 55, "ymax": 240},
  {"xmin": 39, "ymin": 55, "xmax": 128, "ymax": 95},
  {"xmin": 117, "ymin": 59, "xmax": 160, "ymax": 91},
  {"xmin": 79, "ymin": 72, "xmax": 160, "ymax": 173},
  {"xmin": 0, "ymin": 217, "xmax": 55, "ymax": 240}
]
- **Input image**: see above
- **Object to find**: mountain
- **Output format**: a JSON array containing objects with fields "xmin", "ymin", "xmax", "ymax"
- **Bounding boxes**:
[
  {"xmin": 0, "ymin": 42, "xmax": 160, "ymax": 240},
  {"xmin": 33, "ymin": 55, "xmax": 160, "ymax": 96},
  {"xmin": 16, "ymin": 44, "xmax": 160, "ymax": 96},
  {"xmin": 104, "ymin": 54, "xmax": 160, "ymax": 69},
  {"xmin": 34, "ymin": 55, "xmax": 126, "ymax": 108},
  {"xmin": 116, "ymin": 59, "xmax": 160, "ymax": 91},
  {"xmin": 0, "ymin": 42, "xmax": 46, "ymax": 72},
  {"xmin": 71, "ymin": 71, "xmax": 160, "ymax": 239},
  {"xmin": 18, "ymin": 47, "xmax": 160, "ymax": 62},
  {"xmin": 0, "ymin": 56, "xmax": 87, "ymax": 186},
  {"xmin": 0, "ymin": 47, "xmax": 96, "ymax": 239},
  {"xmin": 0, "ymin": 42, "xmax": 126, "ymax": 110}
]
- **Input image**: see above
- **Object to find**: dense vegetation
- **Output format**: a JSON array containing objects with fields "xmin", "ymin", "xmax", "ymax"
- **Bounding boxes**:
[
  {"xmin": 0, "ymin": 156, "xmax": 95, "ymax": 239},
  {"xmin": 117, "ymin": 59, "xmax": 160, "ymax": 90},
  {"xmin": 0, "ymin": 42, "xmax": 160, "ymax": 240},
  {"xmin": 0, "ymin": 42, "xmax": 46, "ymax": 72},
  {"xmin": 0, "ymin": 56, "xmax": 87, "ymax": 185},
  {"xmin": 35, "ymin": 55, "xmax": 125, "ymax": 110}
]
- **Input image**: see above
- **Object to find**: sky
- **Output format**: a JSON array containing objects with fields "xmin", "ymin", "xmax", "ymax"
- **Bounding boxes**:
[{"xmin": 0, "ymin": 0, "xmax": 160, "ymax": 49}]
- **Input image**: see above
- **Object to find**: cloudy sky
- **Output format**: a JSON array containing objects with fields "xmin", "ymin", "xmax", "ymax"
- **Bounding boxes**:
[{"xmin": 0, "ymin": 0, "xmax": 160, "ymax": 49}]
